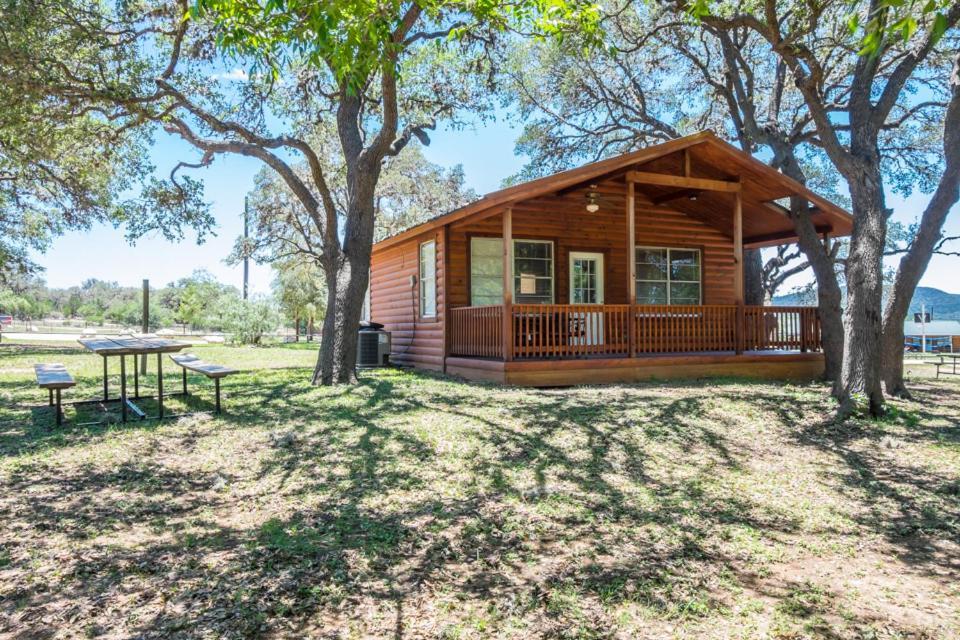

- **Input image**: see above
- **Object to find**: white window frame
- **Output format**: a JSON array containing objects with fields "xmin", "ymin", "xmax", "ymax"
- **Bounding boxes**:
[
  {"xmin": 469, "ymin": 237, "xmax": 555, "ymax": 306},
  {"xmin": 419, "ymin": 240, "xmax": 437, "ymax": 318},
  {"xmin": 635, "ymin": 246, "xmax": 702, "ymax": 305}
]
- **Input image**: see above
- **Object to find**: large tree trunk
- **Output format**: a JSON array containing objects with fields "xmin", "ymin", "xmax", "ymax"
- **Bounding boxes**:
[
  {"xmin": 312, "ymin": 170, "xmax": 379, "ymax": 385},
  {"xmin": 773, "ymin": 151, "xmax": 845, "ymax": 390},
  {"xmin": 881, "ymin": 55, "xmax": 960, "ymax": 397},
  {"xmin": 840, "ymin": 173, "xmax": 888, "ymax": 417},
  {"xmin": 791, "ymin": 206, "xmax": 845, "ymax": 393},
  {"xmin": 744, "ymin": 249, "xmax": 765, "ymax": 305},
  {"xmin": 312, "ymin": 257, "xmax": 369, "ymax": 385}
]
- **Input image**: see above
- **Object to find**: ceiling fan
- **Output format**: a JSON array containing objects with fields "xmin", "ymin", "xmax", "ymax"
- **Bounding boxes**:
[{"xmin": 584, "ymin": 184, "xmax": 619, "ymax": 213}]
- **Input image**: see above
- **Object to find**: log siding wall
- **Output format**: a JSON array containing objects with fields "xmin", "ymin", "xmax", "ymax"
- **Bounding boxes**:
[{"xmin": 369, "ymin": 229, "xmax": 446, "ymax": 371}]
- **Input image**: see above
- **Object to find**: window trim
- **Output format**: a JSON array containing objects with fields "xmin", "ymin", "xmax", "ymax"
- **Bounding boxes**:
[
  {"xmin": 468, "ymin": 236, "xmax": 556, "ymax": 306},
  {"xmin": 419, "ymin": 240, "xmax": 437, "ymax": 318},
  {"xmin": 635, "ymin": 245, "xmax": 702, "ymax": 305}
]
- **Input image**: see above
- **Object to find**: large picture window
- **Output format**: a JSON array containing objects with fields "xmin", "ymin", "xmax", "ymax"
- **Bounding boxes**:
[
  {"xmin": 635, "ymin": 247, "xmax": 701, "ymax": 305},
  {"xmin": 470, "ymin": 237, "xmax": 503, "ymax": 306},
  {"xmin": 419, "ymin": 240, "xmax": 436, "ymax": 317},
  {"xmin": 470, "ymin": 237, "xmax": 555, "ymax": 305}
]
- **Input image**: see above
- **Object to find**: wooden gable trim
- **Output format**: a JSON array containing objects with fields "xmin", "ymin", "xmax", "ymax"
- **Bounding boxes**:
[
  {"xmin": 374, "ymin": 132, "xmax": 720, "ymax": 251},
  {"xmin": 626, "ymin": 170, "xmax": 741, "ymax": 192},
  {"xmin": 373, "ymin": 131, "xmax": 854, "ymax": 254}
]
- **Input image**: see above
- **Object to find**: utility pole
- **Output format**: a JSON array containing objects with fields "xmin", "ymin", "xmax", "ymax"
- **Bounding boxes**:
[
  {"xmin": 243, "ymin": 196, "xmax": 250, "ymax": 301},
  {"xmin": 140, "ymin": 279, "xmax": 149, "ymax": 374}
]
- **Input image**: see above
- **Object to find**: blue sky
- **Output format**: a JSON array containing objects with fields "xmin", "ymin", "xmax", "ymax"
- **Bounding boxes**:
[{"xmin": 33, "ymin": 113, "xmax": 960, "ymax": 296}]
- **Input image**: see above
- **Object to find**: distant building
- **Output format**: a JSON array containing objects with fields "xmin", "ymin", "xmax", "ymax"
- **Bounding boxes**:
[{"xmin": 903, "ymin": 320, "xmax": 960, "ymax": 352}]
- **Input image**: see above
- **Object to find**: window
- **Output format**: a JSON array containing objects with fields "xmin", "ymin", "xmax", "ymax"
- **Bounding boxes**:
[
  {"xmin": 470, "ymin": 237, "xmax": 503, "ymax": 306},
  {"xmin": 636, "ymin": 247, "xmax": 701, "ymax": 305},
  {"xmin": 419, "ymin": 240, "xmax": 436, "ymax": 317},
  {"xmin": 470, "ymin": 237, "xmax": 555, "ymax": 305},
  {"xmin": 513, "ymin": 240, "xmax": 554, "ymax": 304}
]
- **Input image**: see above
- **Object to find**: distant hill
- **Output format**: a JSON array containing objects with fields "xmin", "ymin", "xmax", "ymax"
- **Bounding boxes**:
[{"xmin": 773, "ymin": 286, "xmax": 960, "ymax": 321}]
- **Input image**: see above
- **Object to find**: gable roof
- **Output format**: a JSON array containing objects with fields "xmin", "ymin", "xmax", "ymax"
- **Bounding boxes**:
[
  {"xmin": 373, "ymin": 130, "xmax": 853, "ymax": 252},
  {"xmin": 903, "ymin": 320, "xmax": 960, "ymax": 335}
]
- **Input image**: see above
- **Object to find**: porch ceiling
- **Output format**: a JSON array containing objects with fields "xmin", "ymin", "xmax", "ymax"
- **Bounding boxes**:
[{"xmin": 373, "ymin": 131, "xmax": 853, "ymax": 252}]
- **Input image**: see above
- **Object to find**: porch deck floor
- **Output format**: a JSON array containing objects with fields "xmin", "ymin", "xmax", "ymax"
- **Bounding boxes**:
[{"xmin": 444, "ymin": 350, "xmax": 825, "ymax": 386}]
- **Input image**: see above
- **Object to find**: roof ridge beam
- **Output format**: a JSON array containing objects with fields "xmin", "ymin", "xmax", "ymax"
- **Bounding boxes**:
[{"xmin": 626, "ymin": 170, "xmax": 741, "ymax": 192}]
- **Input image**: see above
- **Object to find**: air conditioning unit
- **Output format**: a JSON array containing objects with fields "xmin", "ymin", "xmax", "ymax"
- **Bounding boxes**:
[{"xmin": 357, "ymin": 329, "xmax": 391, "ymax": 368}]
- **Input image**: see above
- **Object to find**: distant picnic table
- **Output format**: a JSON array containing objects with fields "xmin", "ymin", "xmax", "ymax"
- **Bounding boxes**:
[
  {"xmin": 923, "ymin": 352, "xmax": 960, "ymax": 379},
  {"xmin": 78, "ymin": 335, "xmax": 192, "ymax": 422}
]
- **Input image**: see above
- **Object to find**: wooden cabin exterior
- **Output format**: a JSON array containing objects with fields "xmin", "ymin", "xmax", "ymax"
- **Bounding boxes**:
[{"xmin": 369, "ymin": 132, "xmax": 853, "ymax": 386}]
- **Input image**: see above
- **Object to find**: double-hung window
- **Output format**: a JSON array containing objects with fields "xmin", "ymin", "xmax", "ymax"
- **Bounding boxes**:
[
  {"xmin": 470, "ymin": 237, "xmax": 554, "ymax": 305},
  {"xmin": 419, "ymin": 240, "xmax": 436, "ymax": 317},
  {"xmin": 635, "ymin": 247, "xmax": 701, "ymax": 305}
]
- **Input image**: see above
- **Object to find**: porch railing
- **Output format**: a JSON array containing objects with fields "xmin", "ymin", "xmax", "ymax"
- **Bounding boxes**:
[
  {"xmin": 449, "ymin": 305, "xmax": 503, "ymax": 359},
  {"xmin": 448, "ymin": 304, "xmax": 821, "ymax": 360},
  {"xmin": 744, "ymin": 306, "xmax": 820, "ymax": 352}
]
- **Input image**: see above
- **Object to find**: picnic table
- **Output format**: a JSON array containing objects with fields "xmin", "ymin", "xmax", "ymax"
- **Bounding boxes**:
[
  {"xmin": 937, "ymin": 353, "xmax": 960, "ymax": 377},
  {"xmin": 77, "ymin": 335, "xmax": 192, "ymax": 422},
  {"xmin": 922, "ymin": 352, "xmax": 960, "ymax": 379}
]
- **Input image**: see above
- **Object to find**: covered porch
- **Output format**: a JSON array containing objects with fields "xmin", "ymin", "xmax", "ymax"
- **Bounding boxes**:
[{"xmin": 449, "ymin": 303, "xmax": 821, "ymax": 361}]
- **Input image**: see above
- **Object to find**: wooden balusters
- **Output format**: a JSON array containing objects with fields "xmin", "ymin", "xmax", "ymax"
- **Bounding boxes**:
[{"xmin": 447, "ymin": 304, "xmax": 822, "ymax": 361}]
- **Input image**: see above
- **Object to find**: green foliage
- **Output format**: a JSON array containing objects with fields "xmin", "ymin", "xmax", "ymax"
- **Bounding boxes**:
[
  {"xmin": 194, "ymin": 0, "xmax": 603, "ymax": 90},
  {"xmin": 173, "ymin": 271, "xmax": 242, "ymax": 330},
  {"xmin": 236, "ymin": 135, "xmax": 478, "ymax": 272},
  {"xmin": 223, "ymin": 296, "xmax": 280, "ymax": 344},
  {"xmin": 847, "ymin": 0, "xmax": 953, "ymax": 54},
  {"xmin": 272, "ymin": 260, "xmax": 324, "ymax": 327},
  {"xmin": 0, "ymin": 271, "xmax": 240, "ymax": 331},
  {"xmin": 682, "ymin": 0, "xmax": 954, "ymax": 56},
  {"xmin": 0, "ymin": 1, "xmax": 216, "ymax": 282}
]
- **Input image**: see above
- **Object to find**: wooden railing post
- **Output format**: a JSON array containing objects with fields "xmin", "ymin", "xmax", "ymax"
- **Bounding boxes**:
[
  {"xmin": 733, "ymin": 187, "xmax": 744, "ymax": 355},
  {"xmin": 799, "ymin": 309, "xmax": 808, "ymax": 353},
  {"xmin": 736, "ymin": 304, "xmax": 745, "ymax": 354},
  {"xmin": 626, "ymin": 182, "xmax": 637, "ymax": 357},
  {"xmin": 502, "ymin": 208, "xmax": 513, "ymax": 362}
]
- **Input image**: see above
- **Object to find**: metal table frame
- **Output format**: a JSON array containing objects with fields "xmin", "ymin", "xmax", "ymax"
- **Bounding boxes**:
[{"xmin": 74, "ymin": 336, "xmax": 193, "ymax": 423}]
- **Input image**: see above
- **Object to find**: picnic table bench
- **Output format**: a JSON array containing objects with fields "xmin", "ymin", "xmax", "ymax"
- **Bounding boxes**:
[
  {"xmin": 925, "ymin": 353, "xmax": 960, "ymax": 379},
  {"xmin": 169, "ymin": 353, "xmax": 238, "ymax": 414},
  {"xmin": 34, "ymin": 363, "xmax": 76, "ymax": 426}
]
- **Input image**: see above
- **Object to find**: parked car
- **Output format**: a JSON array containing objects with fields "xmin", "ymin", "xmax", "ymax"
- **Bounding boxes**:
[{"xmin": 0, "ymin": 314, "xmax": 12, "ymax": 326}]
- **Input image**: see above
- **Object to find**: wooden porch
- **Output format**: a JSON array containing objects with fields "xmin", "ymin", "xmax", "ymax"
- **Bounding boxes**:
[
  {"xmin": 449, "ymin": 304, "xmax": 821, "ymax": 360},
  {"xmin": 445, "ymin": 304, "xmax": 824, "ymax": 385}
]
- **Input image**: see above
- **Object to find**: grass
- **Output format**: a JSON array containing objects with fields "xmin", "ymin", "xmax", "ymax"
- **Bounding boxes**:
[{"xmin": 0, "ymin": 341, "xmax": 958, "ymax": 638}]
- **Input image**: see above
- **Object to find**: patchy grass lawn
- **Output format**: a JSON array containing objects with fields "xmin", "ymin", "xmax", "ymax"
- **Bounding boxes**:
[{"xmin": 0, "ymin": 342, "xmax": 958, "ymax": 639}]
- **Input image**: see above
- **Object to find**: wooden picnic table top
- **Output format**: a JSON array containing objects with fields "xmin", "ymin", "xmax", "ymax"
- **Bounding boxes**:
[{"xmin": 77, "ymin": 335, "xmax": 192, "ymax": 356}]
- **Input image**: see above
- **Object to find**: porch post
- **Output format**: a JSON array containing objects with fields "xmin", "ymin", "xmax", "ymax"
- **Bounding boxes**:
[
  {"xmin": 626, "ymin": 181, "xmax": 637, "ymax": 357},
  {"xmin": 502, "ymin": 207, "xmax": 513, "ymax": 362},
  {"xmin": 734, "ymin": 187, "xmax": 744, "ymax": 354},
  {"xmin": 442, "ymin": 224, "xmax": 451, "ymax": 372}
]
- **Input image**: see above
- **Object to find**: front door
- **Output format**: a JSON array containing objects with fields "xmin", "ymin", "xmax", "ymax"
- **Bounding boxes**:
[{"xmin": 569, "ymin": 252, "xmax": 604, "ymax": 346}]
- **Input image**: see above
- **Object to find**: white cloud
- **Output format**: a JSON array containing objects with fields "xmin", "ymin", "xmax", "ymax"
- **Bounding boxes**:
[{"xmin": 211, "ymin": 67, "xmax": 248, "ymax": 82}]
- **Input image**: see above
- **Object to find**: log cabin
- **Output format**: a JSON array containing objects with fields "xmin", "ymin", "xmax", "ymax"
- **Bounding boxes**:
[{"xmin": 368, "ymin": 131, "xmax": 853, "ymax": 386}]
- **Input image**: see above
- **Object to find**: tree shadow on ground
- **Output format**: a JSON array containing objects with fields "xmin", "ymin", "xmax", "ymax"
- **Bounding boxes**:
[{"xmin": 2, "ymin": 370, "xmax": 958, "ymax": 638}]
